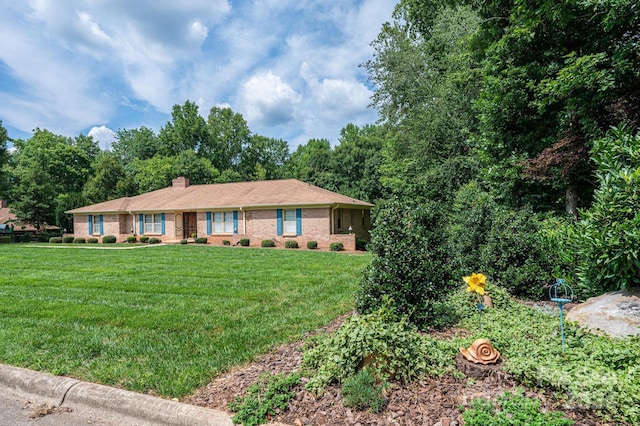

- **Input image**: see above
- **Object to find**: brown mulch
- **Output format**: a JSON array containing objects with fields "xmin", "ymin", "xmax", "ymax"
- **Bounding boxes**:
[{"xmin": 185, "ymin": 312, "xmax": 610, "ymax": 426}]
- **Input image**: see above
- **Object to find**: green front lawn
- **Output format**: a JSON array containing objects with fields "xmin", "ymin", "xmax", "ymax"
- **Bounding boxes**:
[{"xmin": 0, "ymin": 245, "xmax": 369, "ymax": 397}]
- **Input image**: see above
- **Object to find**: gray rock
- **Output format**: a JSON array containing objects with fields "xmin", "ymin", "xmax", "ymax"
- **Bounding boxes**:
[{"xmin": 566, "ymin": 288, "xmax": 640, "ymax": 338}]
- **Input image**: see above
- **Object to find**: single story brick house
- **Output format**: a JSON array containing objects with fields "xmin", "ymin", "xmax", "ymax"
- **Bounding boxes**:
[{"xmin": 67, "ymin": 177, "xmax": 373, "ymax": 250}]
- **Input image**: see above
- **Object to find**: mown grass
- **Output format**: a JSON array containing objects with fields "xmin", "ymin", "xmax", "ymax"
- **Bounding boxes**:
[{"xmin": 0, "ymin": 244, "xmax": 369, "ymax": 397}]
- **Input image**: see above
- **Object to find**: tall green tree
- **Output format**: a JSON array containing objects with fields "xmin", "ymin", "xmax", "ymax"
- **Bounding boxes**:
[
  {"xmin": 365, "ymin": 3, "xmax": 482, "ymax": 203},
  {"xmin": 173, "ymin": 150, "xmax": 220, "ymax": 185},
  {"xmin": 158, "ymin": 100, "xmax": 209, "ymax": 157},
  {"xmin": 112, "ymin": 126, "xmax": 160, "ymax": 167},
  {"xmin": 469, "ymin": 0, "xmax": 640, "ymax": 211},
  {"xmin": 130, "ymin": 156, "xmax": 176, "ymax": 193},
  {"xmin": 83, "ymin": 152, "xmax": 137, "ymax": 204},
  {"xmin": 205, "ymin": 107, "xmax": 250, "ymax": 172},
  {"xmin": 9, "ymin": 129, "xmax": 94, "ymax": 229},
  {"xmin": 331, "ymin": 123, "xmax": 385, "ymax": 202},
  {"xmin": 238, "ymin": 135, "xmax": 289, "ymax": 181},
  {"xmin": 284, "ymin": 138, "xmax": 335, "ymax": 188}
]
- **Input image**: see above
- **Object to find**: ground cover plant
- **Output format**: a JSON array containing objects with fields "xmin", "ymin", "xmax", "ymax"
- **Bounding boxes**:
[
  {"xmin": 291, "ymin": 284, "xmax": 640, "ymax": 425},
  {"xmin": 0, "ymin": 245, "xmax": 369, "ymax": 398}
]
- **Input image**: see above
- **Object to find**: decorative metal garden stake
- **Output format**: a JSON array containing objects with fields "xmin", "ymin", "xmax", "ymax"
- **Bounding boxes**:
[{"xmin": 549, "ymin": 278, "xmax": 574, "ymax": 352}]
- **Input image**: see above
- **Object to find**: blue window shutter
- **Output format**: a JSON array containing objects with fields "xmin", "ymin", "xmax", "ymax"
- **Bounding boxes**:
[
  {"xmin": 88, "ymin": 215, "xmax": 93, "ymax": 234},
  {"xmin": 276, "ymin": 209, "xmax": 282, "ymax": 236},
  {"xmin": 99, "ymin": 215, "xmax": 104, "ymax": 235},
  {"xmin": 206, "ymin": 212, "xmax": 211, "ymax": 235},
  {"xmin": 139, "ymin": 214, "xmax": 143, "ymax": 235},
  {"xmin": 296, "ymin": 208, "xmax": 302, "ymax": 235},
  {"xmin": 161, "ymin": 213, "xmax": 165, "ymax": 235},
  {"xmin": 233, "ymin": 211, "xmax": 238, "ymax": 234}
]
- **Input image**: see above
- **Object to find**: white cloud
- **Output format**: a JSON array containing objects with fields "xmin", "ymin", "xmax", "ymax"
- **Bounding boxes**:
[
  {"xmin": 0, "ymin": 0, "xmax": 395, "ymax": 150},
  {"xmin": 88, "ymin": 125, "xmax": 116, "ymax": 151},
  {"xmin": 239, "ymin": 71, "xmax": 301, "ymax": 126}
]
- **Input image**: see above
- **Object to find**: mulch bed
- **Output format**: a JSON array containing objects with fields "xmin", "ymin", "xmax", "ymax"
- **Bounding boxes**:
[{"xmin": 185, "ymin": 312, "xmax": 610, "ymax": 426}]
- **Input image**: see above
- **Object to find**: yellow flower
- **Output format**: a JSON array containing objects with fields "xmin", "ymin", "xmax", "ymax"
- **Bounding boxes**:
[{"xmin": 463, "ymin": 273, "xmax": 486, "ymax": 295}]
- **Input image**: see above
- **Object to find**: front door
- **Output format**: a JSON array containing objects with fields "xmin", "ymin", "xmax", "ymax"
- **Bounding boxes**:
[{"xmin": 183, "ymin": 212, "xmax": 198, "ymax": 238}]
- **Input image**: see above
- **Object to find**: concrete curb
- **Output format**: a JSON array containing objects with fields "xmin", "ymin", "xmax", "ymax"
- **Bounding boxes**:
[{"xmin": 0, "ymin": 364, "xmax": 233, "ymax": 425}]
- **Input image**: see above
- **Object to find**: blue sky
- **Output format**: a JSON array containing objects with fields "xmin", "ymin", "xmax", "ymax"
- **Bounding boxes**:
[{"xmin": 0, "ymin": 0, "xmax": 396, "ymax": 151}]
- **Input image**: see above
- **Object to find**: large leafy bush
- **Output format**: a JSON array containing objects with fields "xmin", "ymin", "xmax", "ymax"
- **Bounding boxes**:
[
  {"xmin": 447, "ymin": 182, "xmax": 553, "ymax": 299},
  {"xmin": 356, "ymin": 197, "xmax": 449, "ymax": 328},
  {"xmin": 571, "ymin": 126, "xmax": 640, "ymax": 296}
]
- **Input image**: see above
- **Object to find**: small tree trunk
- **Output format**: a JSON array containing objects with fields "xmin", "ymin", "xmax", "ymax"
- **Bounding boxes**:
[{"xmin": 565, "ymin": 187, "xmax": 579, "ymax": 220}]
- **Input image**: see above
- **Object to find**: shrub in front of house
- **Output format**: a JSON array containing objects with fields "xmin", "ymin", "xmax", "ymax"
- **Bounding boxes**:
[
  {"xmin": 62, "ymin": 236, "xmax": 75, "ymax": 243},
  {"xmin": 306, "ymin": 240, "xmax": 318, "ymax": 250},
  {"xmin": 20, "ymin": 233, "xmax": 34, "ymax": 243},
  {"xmin": 102, "ymin": 235, "xmax": 117, "ymax": 244},
  {"xmin": 195, "ymin": 237, "xmax": 208, "ymax": 244},
  {"xmin": 239, "ymin": 238, "xmax": 250, "ymax": 247},
  {"xmin": 37, "ymin": 233, "xmax": 52, "ymax": 242},
  {"xmin": 330, "ymin": 242, "xmax": 344, "ymax": 252},
  {"xmin": 261, "ymin": 239, "xmax": 276, "ymax": 247},
  {"xmin": 149, "ymin": 237, "xmax": 161, "ymax": 244},
  {"xmin": 222, "ymin": 239, "xmax": 231, "ymax": 246},
  {"xmin": 49, "ymin": 237, "xmax": 63, "ymax": 244},
  {"xmin": 356, "ymin": 239, "xmax": 368, "ymax": 251},
  {"xmin": 180, "ymin": 239, "xmax": 188, "ymax": 245},
  {"xmin": 0, "ymin": 236, "xmax": 11, "ymax": 244},
  {"xmin": 140, "ymin": 236, "xmax": 150, "ymax": 243},
  {"xmin": 87, "ymin": 238, "xmax": 98, "ymax": 244},
  {"xmin": 127, "ymin": 235, "xmax": 137, "ymax": 243},
  {"xmin": 73, "ymin": 238, "xmax": 86, "ymax": 244},
  {"xmin": 285, "ymin": 240, "xmax": 299, "ymax": 249}
]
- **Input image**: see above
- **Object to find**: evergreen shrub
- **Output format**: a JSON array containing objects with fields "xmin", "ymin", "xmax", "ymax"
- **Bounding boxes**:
[
  {"xmin": 239, "ymin": 238, "xmax": 250, "ymax": 246},
  {"xmin": 20, "ymin": 233, "xmax": 33, "ymax": 242},
  {"xmin": 127, "ymin": 236, "xmax": 137, "ymax": 243},
  {"xmin": 37, "ymin": 233, "xmax": 52, "ymax": 242},
  {"xmin": 285, "ymin": 240, "xmax": 298, "ymax": 249},
  {"xmin": 571, "ymin": 127, "xmax": 640, "ymax": 296},
  {"xmin": 329, "ymin": 242, "xmax": 344, "ymax": 251},
  {"xmin": 73, "ymin": 238, "xmax": 86, "ymax": 244},
  {"xmin": 222, "ymin": 239, "xmax": 230, "ymax": 245},
  {"xmin": 0, "ymin": 236, "xmax": 11, "ymax": 244},
  {"xmin": 148, "ymin": 237, "xmax": 161, "ymax": 244},
  {"xmin": 180, "ymin": 239, "xmax": 188, "ymax": 245},
  {"xmin": 87, "ymin": 238, "xmax": 98, "ymax": 244},
  {"xmin": 63, "ymin": 236, "xmax": 75, "ymax": 243},
  {"xmin": 195, "ymin": 237, "xmax": 208, "ymax": 244},
  {"xmin": 140, "ymin": 236, "xmax": 150, "ymax": 243},
  {"xmin": 102, "ymin": 235, "xmax": 117, "ymax": 244},
  {"xmin": 49, "ymin": 237, "xmax": 63, "ymax": 244},
  {"xmin": 261, "ymin": 239, "xmax": 275, "ymax": 247},
  {"xmin": 356, "ymin": 197, "xmax": 449, "ymax": 328},
  {"xmin": 306, "ymin": 240, "xmax": 318, "ymax": 249}
]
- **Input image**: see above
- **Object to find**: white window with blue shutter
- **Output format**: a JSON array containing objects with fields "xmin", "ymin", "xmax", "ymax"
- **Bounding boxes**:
[
  {"xmin": 142, "ymin": 214, "xmax": 163, "ymax": 234},
  {"xmin": 210, "ymin": 211, "xmax": 237, "ymax": 234},
  {"xmin": 206, "ymin": 212, "xmax": 212, "ymax": 235},
  {"xmin": 283, "ymin": 209, "xmax": 297, "ymax": 235},
  {"xmin": 90, "ymin": 215, "xmax": 103, "ymax": 235}
]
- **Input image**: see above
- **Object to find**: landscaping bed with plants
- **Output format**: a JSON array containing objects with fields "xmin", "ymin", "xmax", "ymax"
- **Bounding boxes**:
[{"xmin": 188, "ymin": 287, "xmax": 639, "ymax": 425}]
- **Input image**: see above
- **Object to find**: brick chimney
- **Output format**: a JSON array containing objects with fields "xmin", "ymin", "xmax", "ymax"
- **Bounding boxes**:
[
  {"xmin": 0, "ymin": 199, "xmax": 7, "ymax": 208},
  {"xmin": 172, "ymin": 176, "xmax": 190, "ymax": 188}
]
